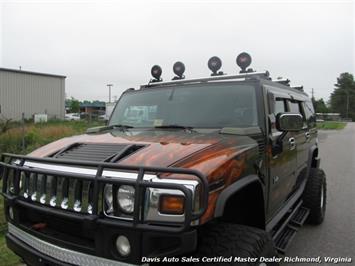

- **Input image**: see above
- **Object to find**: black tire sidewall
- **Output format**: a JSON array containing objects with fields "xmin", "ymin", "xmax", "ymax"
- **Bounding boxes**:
[
  {"xmin": 303, "ymin": 168, "xmax": 327, "ymax": 225},
  {"xmin": 196, "ymin": 223, "xmax": 279, "ymax": 266}
]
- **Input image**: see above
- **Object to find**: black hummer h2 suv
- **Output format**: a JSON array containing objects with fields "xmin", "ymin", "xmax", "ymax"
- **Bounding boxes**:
[{"xmin": 1, "ymin": 53, "xmax": 326, "ymax": 265}]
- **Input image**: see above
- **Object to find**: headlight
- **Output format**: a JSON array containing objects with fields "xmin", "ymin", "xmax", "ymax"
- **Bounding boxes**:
[
  {"xmin": 104, "ymin": 184, "xmax": 114, "ymax": 214},
  {"xmin": 117, "ymin": 185, "xmax": 135, "ymax": 214}
]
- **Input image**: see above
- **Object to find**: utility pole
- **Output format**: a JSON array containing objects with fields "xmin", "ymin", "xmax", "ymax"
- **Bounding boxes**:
[
  {"xmin": 311, "ymin": 88, "xmax": 314, "ymax": 99},
  {"xmin": 107, "ymin": 84, "xmax": 113, "ymax": 103}
]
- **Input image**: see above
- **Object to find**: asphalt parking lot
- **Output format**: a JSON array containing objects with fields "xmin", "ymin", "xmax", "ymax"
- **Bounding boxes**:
[{"xmin": 286, "ymin": 123, "xmax": 355, "ymax": 265}]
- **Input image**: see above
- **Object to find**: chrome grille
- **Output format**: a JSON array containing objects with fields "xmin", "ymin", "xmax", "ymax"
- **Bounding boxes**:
[{"xmin": 17, "ymin": 171, "xmax": 95, "ymax": 214}]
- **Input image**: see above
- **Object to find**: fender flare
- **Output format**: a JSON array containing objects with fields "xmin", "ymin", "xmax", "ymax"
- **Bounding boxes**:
[
  {"xmin": 307, "ymin": 144, "xmax": 319, "ymax": 177},
  {"xmin": 214, "ymin": 175, "xmax": 263, "ymax": 218}
]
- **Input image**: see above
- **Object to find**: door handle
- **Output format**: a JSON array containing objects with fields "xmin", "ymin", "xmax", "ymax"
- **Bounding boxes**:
[
  {"xmin": 305, "ymin": 132, "xmax": 311, "ymax": 139},
  {"xmin": 289, "ymin": 137, "xmax": 296, "ymax": 150}
]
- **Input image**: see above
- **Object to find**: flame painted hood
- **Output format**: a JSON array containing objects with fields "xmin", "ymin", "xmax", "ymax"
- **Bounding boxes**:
[{"xmin": 29, "ymin": 129, "xmax": 258, "ymax": 182}]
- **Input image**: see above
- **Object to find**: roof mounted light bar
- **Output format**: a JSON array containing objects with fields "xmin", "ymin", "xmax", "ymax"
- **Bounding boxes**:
[
  {"xmin": 143, "ymin": 71, "xmax": 270, "ymax": 88},
  {"xmin": 149, "ymin": 52, "xmax": 258, "ymax": 83}
]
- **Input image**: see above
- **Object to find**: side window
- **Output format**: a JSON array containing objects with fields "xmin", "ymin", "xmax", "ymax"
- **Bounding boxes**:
[
  {"xmin": 274, "ymin": 98, "xmax": 286, "ymax": 116},
  {"xmin": 303, "ymin": 101, "xmax": 316, "ymax": 128},
  {"xmin": 288, "ymin": 101, "xmax": 301, "ymax": 114}
]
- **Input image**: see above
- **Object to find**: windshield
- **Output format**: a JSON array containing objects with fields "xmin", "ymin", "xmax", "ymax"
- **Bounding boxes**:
[{"xmin": 109, "ymin": 83, "xmax": 258, "ymax": 128}]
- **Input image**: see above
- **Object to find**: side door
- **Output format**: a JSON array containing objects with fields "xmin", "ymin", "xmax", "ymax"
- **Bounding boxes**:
[
  {"xmin": 301, "ymin": 100, "xmax": 318, "ymax": 172},
  {"xmin": 267, "ymin": 95, "xmax": 298, "ymax": 217},
  {"xmin": 303, "ymin": 100, "xmax": 317, "ymax": 146},
  {"xmin": 288, "ymin": 100, "xmax": 308, "ymax": 173}
]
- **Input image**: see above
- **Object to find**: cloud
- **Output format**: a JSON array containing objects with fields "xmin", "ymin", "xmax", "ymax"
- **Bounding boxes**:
[{"xmin": 2, "ymin": 1, "xmax": 354, "ymax": 101}]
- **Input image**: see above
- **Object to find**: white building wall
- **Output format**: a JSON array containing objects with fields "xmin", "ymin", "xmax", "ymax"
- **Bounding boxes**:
[{"xmin": 0, "ymin": 69, "xmax": 65, "ymax": 120}]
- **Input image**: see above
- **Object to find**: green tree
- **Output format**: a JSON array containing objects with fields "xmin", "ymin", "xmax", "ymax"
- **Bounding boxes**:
[
  {"xmin": 312, "ymin": 98, "xmax": 329, "ymax": 113},
  {"xmin": 330, "ymin": 73, "xmax": 355, "ymax": 120},
  {"xmin": 69, "ymin": 97, "xmax": 80, "ymax": 113}
]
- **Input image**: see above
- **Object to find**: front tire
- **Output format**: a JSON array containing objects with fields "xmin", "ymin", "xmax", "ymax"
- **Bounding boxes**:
[
  {"xmin": 303, "ymin": 168, "xmax": 327, "ymax": 225},
  {"xmin": 196, "ymin": 223, "xmax": 279, "ymax": 266}
]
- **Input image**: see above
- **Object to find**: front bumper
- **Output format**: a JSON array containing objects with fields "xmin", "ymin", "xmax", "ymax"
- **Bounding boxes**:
[
  {"xmin": 6, "ymin": 222, "xmax": 197, "ymax": 266},
  {"xmin": 6, "ymin": 223, "xmax": 135, "ymax": 266}
]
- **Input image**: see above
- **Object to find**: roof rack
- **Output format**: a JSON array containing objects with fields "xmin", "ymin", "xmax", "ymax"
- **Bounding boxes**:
[
  {"xmin": 291, "ymin": 85, "xmax": 304, "ymax": 92},
  {"xmin": 273, "ymin": 78, "xmax": 290, "ymax": 86},
  {"xmin": 141, "ymin": 71, "xmax": 270, "ymax": 89}
]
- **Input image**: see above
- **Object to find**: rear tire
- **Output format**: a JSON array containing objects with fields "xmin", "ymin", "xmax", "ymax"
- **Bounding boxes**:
[
  {"xmin": 303, "ymin": 168, "xmax": 327, "ymax": 225},
  {"xmin": 196, "ymin": 223, "xmax": 279, "ymax": 266}
]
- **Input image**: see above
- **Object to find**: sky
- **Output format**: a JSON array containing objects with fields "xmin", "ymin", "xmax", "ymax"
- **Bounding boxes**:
[{"xmin": 0, "ymin": 0, "xmax": 354, "ymax": 102}]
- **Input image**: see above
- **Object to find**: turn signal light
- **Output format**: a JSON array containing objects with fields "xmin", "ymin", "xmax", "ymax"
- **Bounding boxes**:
[{"xmin": 159, "ymin": 195, "xmax": 185, "ymax": 215}]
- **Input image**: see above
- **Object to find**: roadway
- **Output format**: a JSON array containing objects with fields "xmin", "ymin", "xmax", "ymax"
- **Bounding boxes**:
[{"xmin": 286, "ymin": 123, "xmax": 355, "ymax": 265}]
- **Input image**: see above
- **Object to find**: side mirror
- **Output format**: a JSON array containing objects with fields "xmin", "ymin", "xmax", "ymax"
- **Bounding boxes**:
[{"xmin": 276, "ymin": 113, "xmax": 303, "ymax": 132}]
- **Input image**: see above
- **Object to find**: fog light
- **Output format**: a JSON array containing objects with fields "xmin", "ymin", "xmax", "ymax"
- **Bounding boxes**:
[
  {"xmin": 8, "ymin": 207, "xmax": 14, "ymax": 220},
  {"xmin": 116, "ymin": 235, "xmax": 131, "ymax": 256}
]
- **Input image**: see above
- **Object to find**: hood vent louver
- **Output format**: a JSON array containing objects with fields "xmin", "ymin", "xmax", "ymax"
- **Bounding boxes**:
[{"xmin": 51, "ymin": 143, "xmax": 145, "ymax": 162}]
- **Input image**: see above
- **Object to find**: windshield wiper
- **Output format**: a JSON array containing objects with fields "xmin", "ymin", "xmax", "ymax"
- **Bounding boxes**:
[
  {"xmin": 108, "ymin": 124, "xmax": 135, "ymax": 132},
  {"xmin": 110, "ymin": 124, "xmax": 134, "ymax": 129},
  {"xmin": 154, "ymin": 125, "xmax": 196, "ymax": 132},
  {"xmin": 86, "ymin": 124, "xmax": 134, "ymax": 134}
]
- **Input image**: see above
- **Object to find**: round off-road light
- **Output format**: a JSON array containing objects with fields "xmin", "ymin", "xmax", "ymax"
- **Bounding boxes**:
[
  {"xmin": 116, "ymin": 235, "xmax": 131, "ymax": 257},
  {"xmin": 117, "ymin": 185, "xmax": 135, "ymax": 214},
  {"xmin": 208, "ymin": 56, "xmax": 222, "ymax": 75},
  {"xmin": 236, "ymin": 52, "xmax": 252, "ymax": 72},
  {"xmin": 173, "ymin": 61, "xmax": 185, "ymax": 79},
  {"xmin": 151, "ymin": 65, "xmax": 162, "ymax": 81},
  {"xmin": 8, "ymin": 206, "xmax": 14, "ymax": 220}
]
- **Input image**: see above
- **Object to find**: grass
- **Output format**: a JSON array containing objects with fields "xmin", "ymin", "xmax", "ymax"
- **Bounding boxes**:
[
  {"xmin": 0, "ymin": 120, "xmax": 104, "ymax": 266},
  {"xmin": 0, "ymin": 120, "xmax": 103, "ymax": 155},
  {"xmin": 316, "ymin": 121, "xmax": 347, "ymax": 130},
  {"xmin": 0, "ymin": 185, "xmax": 21, "ymax": 266}
]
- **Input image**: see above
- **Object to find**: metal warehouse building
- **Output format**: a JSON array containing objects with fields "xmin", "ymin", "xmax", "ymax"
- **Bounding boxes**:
[{"xmin": 0, "ymin": 68, "xmax": 66, "ymax": 120}]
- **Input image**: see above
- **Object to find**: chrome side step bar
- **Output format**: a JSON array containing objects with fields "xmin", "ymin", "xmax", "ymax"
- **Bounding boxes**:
[{"xmin": 272, "ymin": 201, "xmax": 310, "ymax": 254}]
